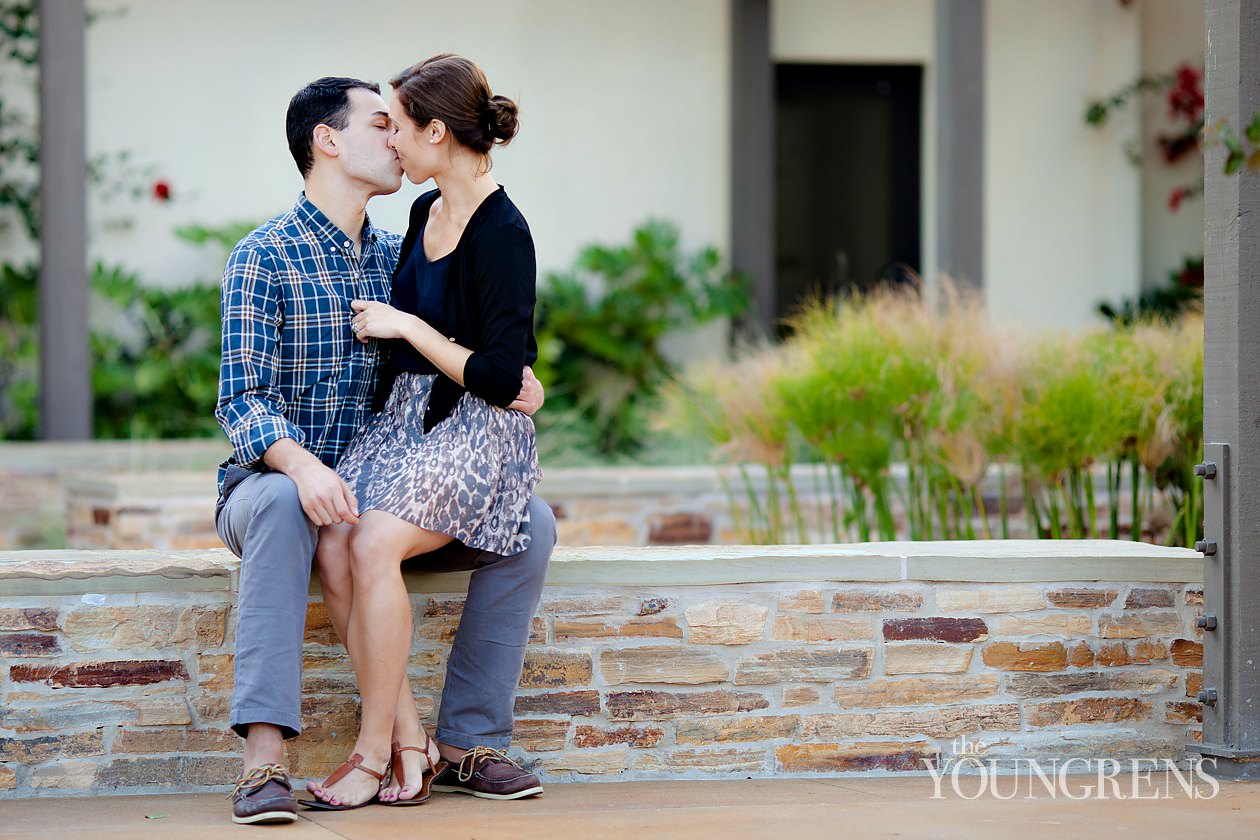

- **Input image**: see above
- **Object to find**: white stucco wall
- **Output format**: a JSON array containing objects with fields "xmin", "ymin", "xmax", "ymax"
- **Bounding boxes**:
[
  {"xmin": 78, "ymin": 0, "xmax": 730, "ymax": 289},
  {"xmin": 1138, "ymin": 0, "xmax": 1204, "ymax": 289},
  {"xmin": 0, "ymin": 0, "xmax": 1193, "ymax": 336},
  {"xmin": 771, "ymin": 0, "xmax": 933, "ymax": 63},
  {"xmin": 984, "ymin": 0, "xmax": 1142, "ymax": 329}
]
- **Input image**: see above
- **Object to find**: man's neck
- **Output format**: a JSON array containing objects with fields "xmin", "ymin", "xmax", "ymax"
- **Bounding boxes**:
[{"xmin": 303, "ymin": 173, "xmax": 371, "ymax": 254}]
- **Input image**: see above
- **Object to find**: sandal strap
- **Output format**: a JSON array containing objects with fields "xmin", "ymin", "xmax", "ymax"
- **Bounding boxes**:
[
  {"xmin": 390, "ymin": 728, "xmax": 437, "ymax": 789},
  {"xmin": 322, "ymin": 753, "xmax": 386, "ymax": 788}
]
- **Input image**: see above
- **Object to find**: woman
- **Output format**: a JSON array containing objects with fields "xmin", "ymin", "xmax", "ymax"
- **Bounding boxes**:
[{"xmin": 304, "ymin": 54, "xmax": 541, "ymax": 809}]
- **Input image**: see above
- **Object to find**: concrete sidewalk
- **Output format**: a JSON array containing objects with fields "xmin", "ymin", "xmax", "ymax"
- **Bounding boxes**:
[{"xmin": 0, "ymin": 777, "xmax": 1257, "ymax": 839}]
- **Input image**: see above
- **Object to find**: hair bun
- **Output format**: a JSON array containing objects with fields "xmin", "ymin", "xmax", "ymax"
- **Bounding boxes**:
[{"xmin": 485, "ymin": 94, "xmax": 519, "ymax": 145}]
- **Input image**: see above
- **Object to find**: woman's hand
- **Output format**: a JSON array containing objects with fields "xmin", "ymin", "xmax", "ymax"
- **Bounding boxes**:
[{"xmin": 350, "ymin": 300, "xmax": 420, "ymax": 342}]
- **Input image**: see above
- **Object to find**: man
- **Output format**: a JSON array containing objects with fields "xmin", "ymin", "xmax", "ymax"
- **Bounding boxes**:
[{"xmin": 216, "ymin": 77, "xmax": 554, "ymax": 825}]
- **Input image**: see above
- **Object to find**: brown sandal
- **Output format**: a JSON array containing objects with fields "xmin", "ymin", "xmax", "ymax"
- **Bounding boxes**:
[
  {"xmin": 381, "ymin": 727, "xmax": 447, "ymax": 806},
  {"xmin": 300, "ymin": 753, "xmax": 387, "ymax": 811}
]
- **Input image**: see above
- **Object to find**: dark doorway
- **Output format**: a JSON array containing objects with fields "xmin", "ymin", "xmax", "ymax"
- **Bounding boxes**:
[{"xmin": 774, "ymin": 64, "xmax": 922, "ymax": 325}]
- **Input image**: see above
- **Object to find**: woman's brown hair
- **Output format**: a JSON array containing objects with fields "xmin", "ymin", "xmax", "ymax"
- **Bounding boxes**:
[{"xmin": 390, "ymin": 53, "xmax": 518, "ymax": 157}]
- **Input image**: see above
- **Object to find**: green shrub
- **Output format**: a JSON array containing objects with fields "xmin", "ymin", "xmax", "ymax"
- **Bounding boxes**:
[{"xmin": 534, "ymin": 219, "xmax": 747, "ymax": 457}]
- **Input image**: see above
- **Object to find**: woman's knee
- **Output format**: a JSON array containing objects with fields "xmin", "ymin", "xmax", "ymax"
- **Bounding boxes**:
[
  {"xmin": 315, "ymin": 526, "xmax": 353, "ymax": 598},
  {"xmin": 347, "ymin": 527, "xmax": 402, "ymax": 586}
]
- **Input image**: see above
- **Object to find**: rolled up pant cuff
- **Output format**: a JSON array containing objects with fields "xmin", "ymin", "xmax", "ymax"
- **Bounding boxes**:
[
  {"xmin": 230, "ymin": 708, "xmax": 302, "ymax": 740},
  {"xmin": 435, "ymin": 726, "xmax": 512, "ymax": 751}
]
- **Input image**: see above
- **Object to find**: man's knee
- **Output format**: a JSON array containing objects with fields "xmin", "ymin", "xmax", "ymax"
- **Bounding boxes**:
[
  {"xmin": 528, "ymin": 496, "xmax": 558, "ymax": 552},
  {"xmin": 519, "ymin": 496, "xmax": 556, "ymax": 580},
  {"xmin": 249, "ymin": 473, "xmax": 316, "ymax": 534}
]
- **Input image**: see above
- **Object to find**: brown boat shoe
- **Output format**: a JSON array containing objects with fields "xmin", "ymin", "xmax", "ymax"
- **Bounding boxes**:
[
  {"xmin": 430, "ymin": 746, "xmax": 543, "ymax": 800},
  {"xmin": 230, "ymin": 763, "xmax": 298, "ymax": 825}
]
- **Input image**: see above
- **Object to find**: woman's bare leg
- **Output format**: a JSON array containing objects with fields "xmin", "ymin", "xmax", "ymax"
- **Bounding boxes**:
[
  {"xmin": 307, "ymin": 511, "xmax": 451, "ymax": 807},
  {"xmin": 315, "ymin": 521, "xmax": 433, "ymax": 786},
  {"xmin": 316, "ymin": 521, "xmax": 442, "ymax": 802}
]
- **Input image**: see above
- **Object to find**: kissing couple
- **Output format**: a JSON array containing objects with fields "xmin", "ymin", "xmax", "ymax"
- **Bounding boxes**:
[{"xmin": 214, "ymin": 53, "xmax": 555, "ymax": 824}]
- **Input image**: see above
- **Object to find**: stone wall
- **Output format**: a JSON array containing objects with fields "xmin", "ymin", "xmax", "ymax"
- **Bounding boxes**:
[
  {"xmin": 0, "ymin": 441, "xmax": 228, "ymax": 550},
  {"xmin": 59, "ymin": 463, "xmax": 1144, "ymax": 551},
  {"xmin": 0, "ymin": 541, "xmax": 1204, "ymax": 797},
  {"xmin": 1, "ymin": 441, "xmax": 1155, "ymax": 551}
]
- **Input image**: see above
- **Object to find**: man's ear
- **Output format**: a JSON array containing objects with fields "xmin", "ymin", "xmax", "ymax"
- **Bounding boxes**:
[{"xmin": 312, "ymin": 123, "xmax": 339, "ymax": 161}]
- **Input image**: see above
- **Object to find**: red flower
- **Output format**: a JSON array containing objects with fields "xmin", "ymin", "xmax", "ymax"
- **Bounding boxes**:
[
  {"xmin": 1168, "ymin": 187, "xmax": 1185, "ymax": 211},
  {"xmin": 152, "ymin": 180, "xmax": 172, "ymax": 201},
  {"xmin": 1167, "ymin": 63, "xmax": 1205, "ymax": 125}
]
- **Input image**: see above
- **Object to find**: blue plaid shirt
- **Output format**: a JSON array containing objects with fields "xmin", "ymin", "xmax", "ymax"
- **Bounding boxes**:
[{"xmin": 215, "ymin": 194, "xmax": 402, "ymax": 496}]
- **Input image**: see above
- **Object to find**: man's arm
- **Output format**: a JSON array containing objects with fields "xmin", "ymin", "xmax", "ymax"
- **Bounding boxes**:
[{"xmin": 215, "ymin": 244, "xmax": 357, "ymax": 526}]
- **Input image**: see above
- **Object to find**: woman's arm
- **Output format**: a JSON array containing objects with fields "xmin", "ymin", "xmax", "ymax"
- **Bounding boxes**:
[
  {"xmin": 349, "ymin": 299, "xmax": 471, "ymax": 384},
  {"xmin": 349, "ymin": 298, "xmax": 545, "ymax": 413},
  {"xmin": 460, "ymin": 223, "xmax": 536, "ymax": 406}
]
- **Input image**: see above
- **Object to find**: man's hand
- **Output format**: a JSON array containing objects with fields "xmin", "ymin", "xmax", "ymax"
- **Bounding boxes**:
[
  {"xmin": 509, "ymin": 366, "xmax": 545, "ymax": 415},
  {"xmin": 289, "ymin": 460, "xmax": 360, "ymax": 527}
]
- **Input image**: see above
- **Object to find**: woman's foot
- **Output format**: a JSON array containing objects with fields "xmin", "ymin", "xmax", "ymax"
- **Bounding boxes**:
[
  {"xmin": 306, "ymin": 751, "xmax": 388, "ymax": 808},
  {"xmin": 379, "ymin": 729, "xmax": 442, "ymax": 803}
]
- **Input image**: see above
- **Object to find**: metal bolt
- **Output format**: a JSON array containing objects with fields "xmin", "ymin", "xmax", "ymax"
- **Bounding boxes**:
[
  {"xmin": 1196, "ymin": 614, "xmax": 1218, "ymax": 631},
  {"xmin": 1196, "ymin": 540, "xmax": 1218, "ymax": 556},
  {"xmin": 1198, "ymin": 688, "xmax": 1218, "ymax": 706},
  {"xmin": 1194, "ymin": 462, "xmax": 1218, "ymax": 479}
]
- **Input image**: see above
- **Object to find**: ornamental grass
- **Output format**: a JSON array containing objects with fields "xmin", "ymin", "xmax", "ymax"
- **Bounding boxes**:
[{"xmin": 660, "ymin": 288, "xmax": 1204, "ymax": 547}]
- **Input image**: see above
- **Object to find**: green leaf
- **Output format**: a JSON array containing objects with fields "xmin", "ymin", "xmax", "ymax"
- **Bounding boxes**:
[
  {"xmin": 1225, "ymin": 150, "xmax": 1246, "ymax": 175},
  {"xmin": 1246, "ymin": 113, "xmax": 1260, "ymax": 144}
]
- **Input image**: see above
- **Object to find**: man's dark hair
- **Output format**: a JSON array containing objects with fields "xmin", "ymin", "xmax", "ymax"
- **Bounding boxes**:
[{"xmin": 285, "ymin": 76, "xmax": 381, "ymax": 177}]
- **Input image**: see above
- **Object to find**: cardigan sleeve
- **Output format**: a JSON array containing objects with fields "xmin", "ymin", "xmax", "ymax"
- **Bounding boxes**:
[{"xmin": 462, "ymin": 222, "xmax": 536, "ymax": 407}]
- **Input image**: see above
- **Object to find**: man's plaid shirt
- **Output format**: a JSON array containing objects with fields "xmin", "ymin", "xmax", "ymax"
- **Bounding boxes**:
[{"xmin": 215, "ymin": 194, "xmax": 402, "ymax": 496}]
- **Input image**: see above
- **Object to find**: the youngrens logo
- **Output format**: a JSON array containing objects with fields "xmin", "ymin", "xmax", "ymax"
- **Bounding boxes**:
[{"xmin": 924, "ymin": 735, "xmax": 1220, "ymax": 800}]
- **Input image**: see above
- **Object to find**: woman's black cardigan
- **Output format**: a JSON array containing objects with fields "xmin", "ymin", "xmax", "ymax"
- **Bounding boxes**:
[{"xmin": 372, "ymin": 186, "xmax": 538, "ymax": 432}]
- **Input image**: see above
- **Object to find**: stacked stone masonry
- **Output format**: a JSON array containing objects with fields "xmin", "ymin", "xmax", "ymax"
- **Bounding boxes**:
[
  {"xmin": 0, "ymin": 456, "xmax": 1142, "ymax": 549},
  {"xmin": 0, "ymin": 543, "xmax": 1204, "ymax": 797}
]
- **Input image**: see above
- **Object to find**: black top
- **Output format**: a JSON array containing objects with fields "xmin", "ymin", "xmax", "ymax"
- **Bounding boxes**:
[
  {"xmin": 387, "ymin": 210, "xmax": 454, "ymax": 375},
  {"xmin": 374, "ymin": 185, "xmax": 538, "ymax": 432}
]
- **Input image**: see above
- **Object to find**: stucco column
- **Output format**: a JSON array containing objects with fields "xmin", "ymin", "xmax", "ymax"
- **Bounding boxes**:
[
  {"xmin": 934, "ymin": 0, "xmax": 985, "ymax": 288},
  {"xmin": 730, "ymin": 0, "xmax": 774, "ymax": 332},
  {"xmin": 37, "ymin": 0, "xmax": 91, "ymax": 440},
  {"xmin": 1194, "ymin": 0, "xmax": 1260, "ymax": 780}
]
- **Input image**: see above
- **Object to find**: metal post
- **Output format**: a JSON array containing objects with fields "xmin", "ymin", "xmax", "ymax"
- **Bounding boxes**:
[
  {"xmin": 1192, "ymin": 0, "xmax": 1260, "ymax": 779},
  {"xmin": 730, "ymin": 0, "xmax": 774, "ymax": 332},
  {"xmin": 36, "ymin": 0, "xmax": 91, "ymax": 440},
  {"xmin": 934, "ymin": 0, "xmax": 985, "ymax": 288}
]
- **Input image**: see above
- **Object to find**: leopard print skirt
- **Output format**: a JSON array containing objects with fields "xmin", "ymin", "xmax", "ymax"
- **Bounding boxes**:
[{"xmin": 336, "ymin": 372, "xmax": 541, "ymax": 555}]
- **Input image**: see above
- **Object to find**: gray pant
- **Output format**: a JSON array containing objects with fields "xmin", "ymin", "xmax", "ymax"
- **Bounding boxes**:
[{"xmin": 215, "ymin": 468, "xmax": 555, "ymax": 748}]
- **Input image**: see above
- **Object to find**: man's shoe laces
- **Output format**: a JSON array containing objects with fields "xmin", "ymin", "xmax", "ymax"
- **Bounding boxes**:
[
  {"xmin": 454, "ymin": 747, "xmax": 522, "ymax": 783},
  {"xmin": 229, "ymin": 763, "xmax": 290, "ymax": 798}
]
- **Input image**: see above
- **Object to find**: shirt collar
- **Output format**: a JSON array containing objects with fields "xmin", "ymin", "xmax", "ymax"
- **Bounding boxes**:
[{"xmin": 293, "ymin": 192, "xmax": 378, "ymax": 250}]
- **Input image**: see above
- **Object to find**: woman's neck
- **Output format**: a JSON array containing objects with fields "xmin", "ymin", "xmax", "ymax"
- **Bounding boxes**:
[{"xmin": 432, "ymin": 154, "xmax": 499, "ymax": 224}]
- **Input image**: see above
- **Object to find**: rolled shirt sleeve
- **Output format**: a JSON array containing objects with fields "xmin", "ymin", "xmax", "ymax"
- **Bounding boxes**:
[
  {"xmin": 461, "ymin": 222, "xmax": 536, "ymax": 407},
  {"xmin": 214, "ymin": 243, "xmax": 305, "ymax": 467}
]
